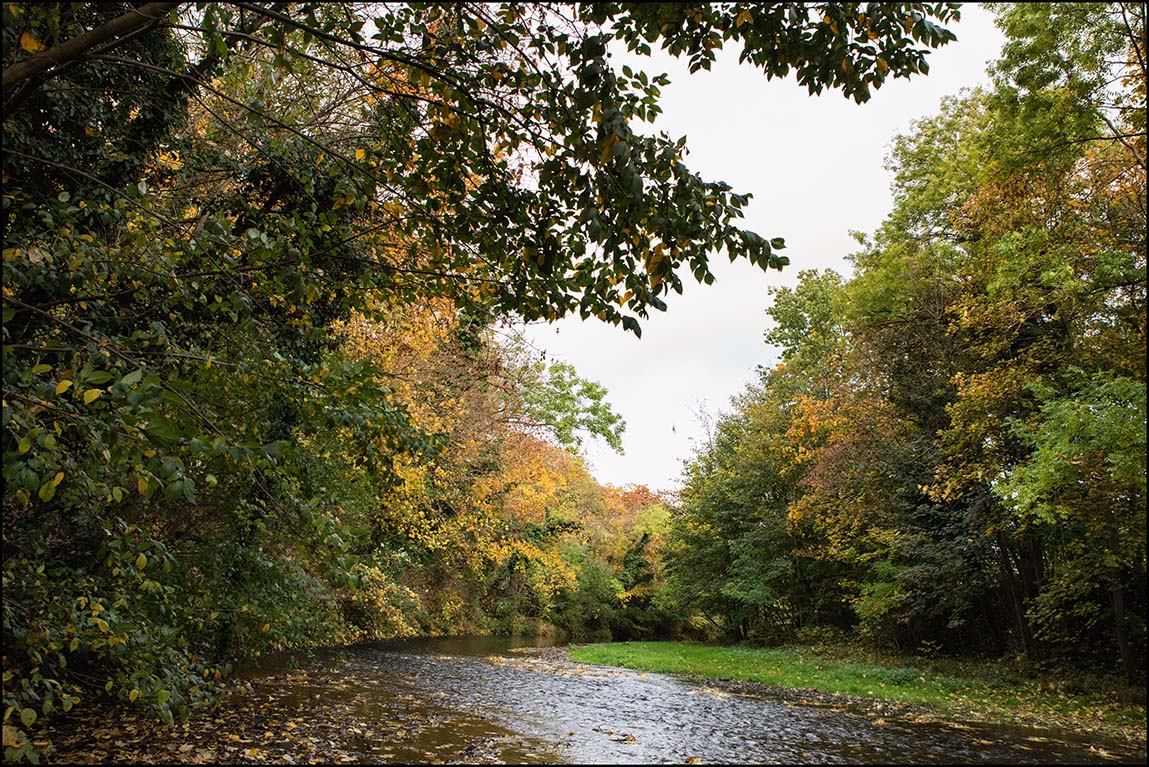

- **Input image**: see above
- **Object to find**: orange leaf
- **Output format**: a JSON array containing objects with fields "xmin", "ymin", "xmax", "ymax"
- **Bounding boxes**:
[{"xmin": 20, "ymin": 31, "xmax": 47, "ymax": 53}]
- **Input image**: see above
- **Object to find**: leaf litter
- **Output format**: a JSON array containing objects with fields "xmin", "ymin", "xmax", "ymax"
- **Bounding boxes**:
[{"xmin": 34, "ymin": 660, "xmax": 561, "ymax": 765}]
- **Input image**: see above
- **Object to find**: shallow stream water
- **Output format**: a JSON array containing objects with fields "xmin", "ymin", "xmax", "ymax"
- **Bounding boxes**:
[{"xmin": 215, "ymin": 636, "xmax": 1141, "ymax": 764}]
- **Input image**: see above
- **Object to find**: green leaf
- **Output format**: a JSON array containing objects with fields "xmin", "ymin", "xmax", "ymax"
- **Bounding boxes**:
[
  {"xmin": 145, "ymin": 417, "xmax": 181, "ymax": 443},
  {"xmin": 163, "ymin": 479, "xmax": 184, "ymax": 502},
  {"xmin": 19, "ymin": 708, "xmax": 35, "ymax": 728}
]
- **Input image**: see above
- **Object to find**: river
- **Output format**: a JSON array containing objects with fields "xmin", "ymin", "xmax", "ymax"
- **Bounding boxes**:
[{"xmin": 43, "ymin": 636, "xmax": 1144, "ymax": 764}]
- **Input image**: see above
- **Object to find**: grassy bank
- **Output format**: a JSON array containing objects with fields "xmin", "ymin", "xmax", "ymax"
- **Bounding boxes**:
[{"xmin": 567, "ymin": 642, "xmax": 1147, "ymax": 748}]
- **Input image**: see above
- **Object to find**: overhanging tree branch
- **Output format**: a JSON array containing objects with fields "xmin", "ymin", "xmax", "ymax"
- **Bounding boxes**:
[{"xmin": 2, "ymin": 2, "xmax": 183, "ymax": 121}]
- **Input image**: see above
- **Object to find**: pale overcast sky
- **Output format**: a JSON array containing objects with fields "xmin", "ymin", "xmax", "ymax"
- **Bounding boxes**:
[{"xmin": 520, "ymin": 3, "xmax": 1007, "ymax": 494}]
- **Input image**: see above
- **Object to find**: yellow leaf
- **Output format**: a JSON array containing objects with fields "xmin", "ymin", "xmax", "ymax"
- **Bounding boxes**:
[
  {"xmin": 129, "ymin": 689, "xmax": 139, "ymax": 702},
  {"xmin": 355, "ymin": 148, "xmax": 366, "ymax": 160},
  {"xmin": 52, "ymin": 471, "xmax": 64, "ymax": 487},
  {"xmin": 600, "ymin": 133, "xmax": 620, "ymax": 164},
  {"xmin": 20, "ymin": 31, "xmax": 47, "ymax": 53},
  {"xmin": 94, "ymin": 618, "xmax": 109, "ymax": 633},
  {"xmin": 56, "ymin": 379, "xmax": 72, "ymax": 396},
  {"xmin": 260, "ymin": 623, "xmax": 270, "ymax": 634},
  {"xmin": 735, "ymin": 9, "xmax": 753, "ymax": 27},
  {"xmin": 137, "ymin": 476, "xmax": 149, "ymax": 495},
  {"xmin": 3, "ymin": 724, "xmax": 19, "ymax": 748},
  {"xmin": 83, "ymin": 388, "xmax": 102, "ymax": 404},
  {"xmin": 136, "ymin": 553, "xmax": 147, "ymax": 569}
]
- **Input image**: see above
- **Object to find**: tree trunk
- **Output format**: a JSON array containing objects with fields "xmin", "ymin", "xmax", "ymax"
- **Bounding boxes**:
[
  {"xmin": 3, "ymin": 3, "xmax": 183, "ymax": 120},
  {"xmin": 1105, "ymin": 507, "xmax": 1138, "ymax": 686},
  {"xmin": 998, "ymin": 535, "xmax": 1037, "ymax": 660},
  {"xmin": 1110, "ymin": 581, "xmax": 1137, "ymax": 686}
]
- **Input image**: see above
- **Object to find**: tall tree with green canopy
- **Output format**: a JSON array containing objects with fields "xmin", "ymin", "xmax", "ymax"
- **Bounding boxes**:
[
  {"xmin": 662, "ymin": 270, "xmax": 860, "ymax": 643},
  {"xmin": 934, "ymin": 2, "xmax": 1146, "ymax": 680}
]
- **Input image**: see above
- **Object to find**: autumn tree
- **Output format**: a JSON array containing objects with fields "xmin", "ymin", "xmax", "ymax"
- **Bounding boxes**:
[{"xmin": 663, "ymin": 3, "xmax": 1145, "ymax": 680}]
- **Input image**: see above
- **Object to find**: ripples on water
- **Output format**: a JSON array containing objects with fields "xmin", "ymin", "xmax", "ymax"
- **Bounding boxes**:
[{"xmin": 233, "ymin": 636, "xmax": 1140, "ymax": 764}]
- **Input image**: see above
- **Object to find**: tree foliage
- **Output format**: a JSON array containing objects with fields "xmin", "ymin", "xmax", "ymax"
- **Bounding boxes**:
[{"xmin": 664, "ymin": 1, "xmax": 1146, "ymax": 684}]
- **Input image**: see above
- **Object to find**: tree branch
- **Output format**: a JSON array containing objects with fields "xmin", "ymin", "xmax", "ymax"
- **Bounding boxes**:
[{"xmin": 2, "ymin": 2, "xmax": 183, "ymax": 121}]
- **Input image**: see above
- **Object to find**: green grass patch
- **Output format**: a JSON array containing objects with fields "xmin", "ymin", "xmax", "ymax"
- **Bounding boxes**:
[
  {"xmin": 571, "ymin": 641, "xmax": 959, "ymax": 706},
  {"xmin": 568, "ymin": 641, "xmax": 1146, "ymax": 746}
]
